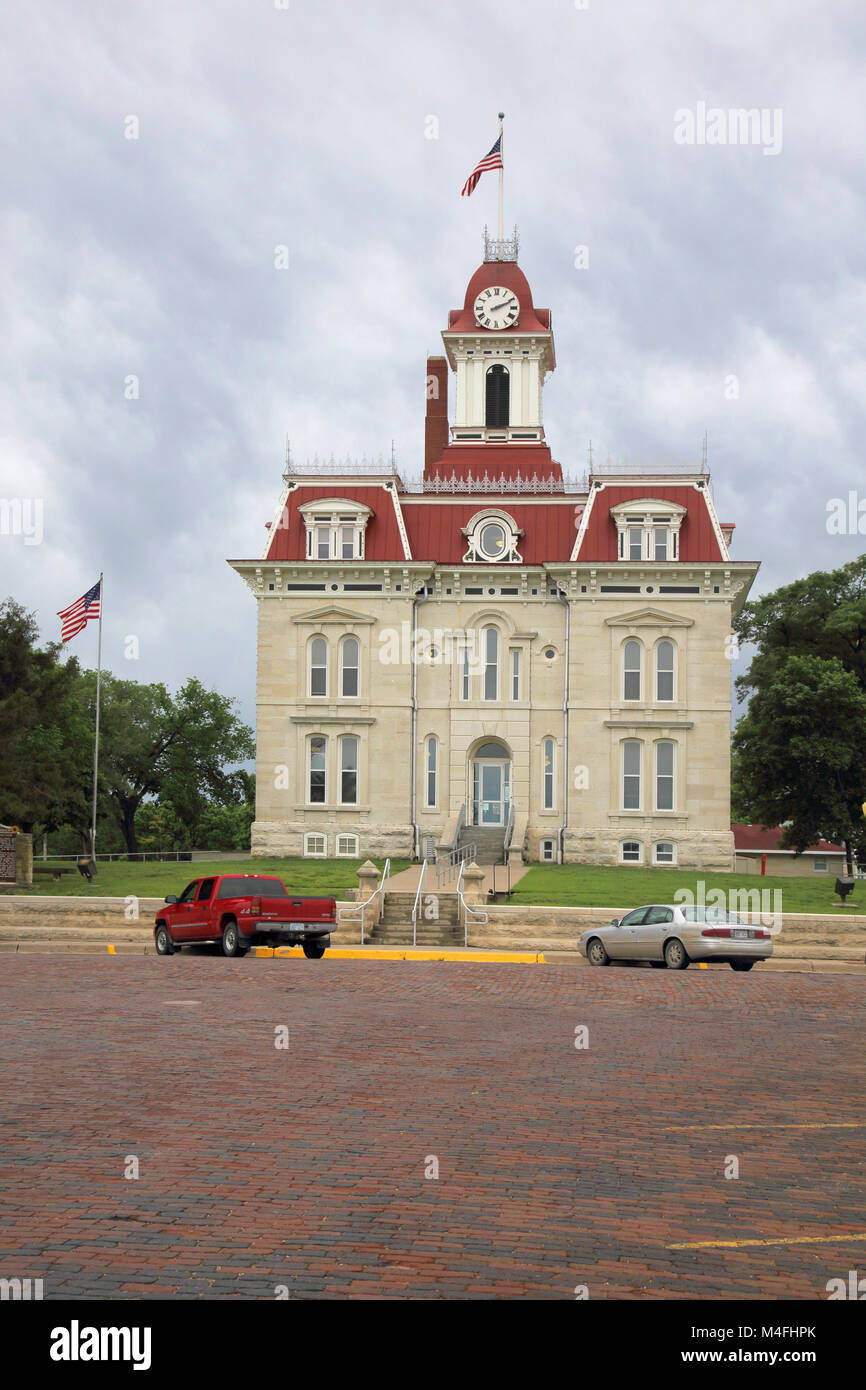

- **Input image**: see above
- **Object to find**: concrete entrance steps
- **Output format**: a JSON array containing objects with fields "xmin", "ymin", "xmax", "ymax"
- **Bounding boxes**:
[
  {"xmin": 367, "ymin": 890, "xmax": 464, "ymax": 946},
  {"xmin": 457, "ymin": 825, "xmax": 507, "ymax": 865}
]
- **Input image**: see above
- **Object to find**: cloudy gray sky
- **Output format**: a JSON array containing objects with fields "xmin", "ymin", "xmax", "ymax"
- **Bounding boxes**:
[{"xmin": 2, "ymin": 0, "xmax": 865, "ymax": 732}]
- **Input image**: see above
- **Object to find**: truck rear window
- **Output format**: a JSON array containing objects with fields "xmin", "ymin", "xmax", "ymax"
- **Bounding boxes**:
[{"xmin": 217, "ymin": 877, "xmax": 288, "ymax": 900}]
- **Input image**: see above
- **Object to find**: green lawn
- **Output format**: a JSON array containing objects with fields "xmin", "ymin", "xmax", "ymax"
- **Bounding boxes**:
[
  {"xmin": 25, "ymin": 857, "xmax": 408, "ymax": 901},
  {"xmin": 510, "ymin": 863, "xmax": 858, "ymax": 915}
]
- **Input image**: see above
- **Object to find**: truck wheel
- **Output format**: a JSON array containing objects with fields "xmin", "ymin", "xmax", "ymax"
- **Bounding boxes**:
[
  {"xmin": 303, "ymin": 941, "xmax": 326, "ymax": 960},
  {"xmin": 221, "ymin": 920, "xmax": 242, "ymax": 957},
  {"xmin": 155, "ymin": 924, "xmax": 174, "ymax": 956}
]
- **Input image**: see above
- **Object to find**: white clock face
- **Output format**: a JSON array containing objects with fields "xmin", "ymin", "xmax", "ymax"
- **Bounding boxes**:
[{"xmin": 474, "ymin": 286, "xmax": 519, "ymax": 330}]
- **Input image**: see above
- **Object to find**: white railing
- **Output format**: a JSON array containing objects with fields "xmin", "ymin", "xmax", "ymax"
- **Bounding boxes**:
[
  {"xmin": 411, "ymin": 859, "xmax": 428, "ymax": 948},
  {"xmin": 456, "ymin": 860, "xmax": 488, "ymax": 950},
  {"xmin": 338, "ymin": 858, "xmax": 390, "ymax": 946}
]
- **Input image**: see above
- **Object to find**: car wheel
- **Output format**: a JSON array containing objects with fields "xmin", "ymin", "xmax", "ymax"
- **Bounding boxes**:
[
  {"xmin": 155, "ymin": 924, "xmax": 174, "ymax": 956},
  {"xmin": 664, "ymin": 937, "xmax": 689, "ymax": 970},
  {"xmin": 221, "ymin": 920, "xmax": 242, "ymax": 957},
  {"xmin": 730, "ymin": 960, "xmax": 754, "ymax": 972},
  {"xmin": 303, "ymin": 941, "xmax": 326, "ymax": 960},
  {"xmin": 586, "ymin": 938, "xmax": 610, "ymax": 967}
]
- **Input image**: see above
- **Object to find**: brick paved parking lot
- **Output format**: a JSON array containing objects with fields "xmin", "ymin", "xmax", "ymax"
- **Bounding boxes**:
[{"xmin": 0, "ymin": 956, "xmax": 864, "ymax": 1299}]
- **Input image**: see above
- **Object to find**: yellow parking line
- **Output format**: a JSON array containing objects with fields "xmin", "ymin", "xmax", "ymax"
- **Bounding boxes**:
[
  {"xmin": 669, "ymin": 1232, "xmax": 866, "ymax": 1250},
  {"xmin": 662, "ymin": 1122, "xmax": 863, "ymax": 1132},
  {"xmin": 256, "ymin": 946, "xmax": 544, "ymax": 964}
]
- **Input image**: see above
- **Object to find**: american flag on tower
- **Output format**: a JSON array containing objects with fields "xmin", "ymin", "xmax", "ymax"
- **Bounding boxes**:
[
  {"xmin": 57, "ymin": 579, "xmax": 102, "ymax": 643},
  {"xmin": 461, "ymin": 134, "xmax": 503, "ymax": 197}
]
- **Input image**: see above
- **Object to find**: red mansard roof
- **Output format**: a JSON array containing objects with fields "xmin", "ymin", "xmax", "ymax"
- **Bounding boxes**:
[
  {"xmin": 425, "ymin": 443, "xmax": 561, "ymax": 484},
  {"xmin": 263, "ymin": 479, "xmax": 730, "ymax": 567},
  {"xmin": 576, "ymin": 484, "xmax": 725, "ymax": 563}
]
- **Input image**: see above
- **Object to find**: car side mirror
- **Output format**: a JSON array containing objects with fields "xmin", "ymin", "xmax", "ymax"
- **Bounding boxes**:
[
  {"xmin": 164, "ymin": 894, "xmax": 178, "ymax": 904},
  {"xmin": 609, "ymin": 918, "xmax": 620, "ymax": 928}
]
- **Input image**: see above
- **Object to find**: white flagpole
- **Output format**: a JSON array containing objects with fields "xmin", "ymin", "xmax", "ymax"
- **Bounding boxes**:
[
  {"xmin": 498, "ymin": 111, "xmax": 505, "ymax": 242},
  {"xmin": 90, "ymin": 573, "xmax": 103, "ymax": 861}
]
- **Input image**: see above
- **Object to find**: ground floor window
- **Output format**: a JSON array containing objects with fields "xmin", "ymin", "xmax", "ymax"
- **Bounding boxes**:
[
  {"xmin": 621, "ymin": 841, "xmax": 642, "ymax": 863},
  {"xmin": 336, "ymin": 833, "xmax": 359, "ymax": 857},
  {"xmin": 654, "ymin": 841, "xmax": 676, "ymax": 865},
  {"xmin": 541, "ymin": 838, "xmax": 556, "ymax": 862},
  {"xmin": 812, "ymin": 857, "xmax": 827, "ymax": 872},
  {"xmin": 304, "ymin": 833, "xmax": 327, "ymax": 857}
]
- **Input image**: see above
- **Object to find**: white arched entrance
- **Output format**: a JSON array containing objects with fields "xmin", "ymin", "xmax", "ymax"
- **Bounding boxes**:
[{"xmin": 471, "ymin": 740, "xmax": 511, "ymax": 826}]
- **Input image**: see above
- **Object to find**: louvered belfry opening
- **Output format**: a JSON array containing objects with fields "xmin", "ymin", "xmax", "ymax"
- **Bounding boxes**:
[{"xmin": 485, "ymin": 364, "xmax": 509, "ymax": 428}]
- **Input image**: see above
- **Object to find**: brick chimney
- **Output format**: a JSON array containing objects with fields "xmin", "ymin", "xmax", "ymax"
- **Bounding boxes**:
[{"xmin": 424, "ymin": 356, "xmax": 449, "ymax": 473}]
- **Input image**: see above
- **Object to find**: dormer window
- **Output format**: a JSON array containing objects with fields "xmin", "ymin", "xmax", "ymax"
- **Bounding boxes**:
[
  {"xmin": 299, "ymin": 499, "xmax": 372, "ymax": 561},
  {"xmin": 610, "ymin": 499, "xmax": 686, "ymax": 563},
  {"xmin": 462, "ymin": 509, "xmax": 523, "ymax": 564}
]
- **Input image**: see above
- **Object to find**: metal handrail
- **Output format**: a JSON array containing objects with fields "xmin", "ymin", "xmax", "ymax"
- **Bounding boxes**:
[
  {"xmin": 456, "ymin": 860, "xmax": 488, "ymax": 950},
  {"xmin": 503, "ymin": 797, "xmax": 515, "ymax": 858},
  {"xmin": 411, "ymin": 859, "xmax": 428, "ymax": 948},
  {"xmin": 435, "ymin": 842, "xmax": 477, "ymax": 889},
  {"xmin": 338, "ymin": 858, "xmax": 390, "ymax": 946}
]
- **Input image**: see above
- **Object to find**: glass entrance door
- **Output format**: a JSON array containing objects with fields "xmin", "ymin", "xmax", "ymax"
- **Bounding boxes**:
[{"xmin": 473, "ymin": 761, "xmax": 506, "ymax": 825}]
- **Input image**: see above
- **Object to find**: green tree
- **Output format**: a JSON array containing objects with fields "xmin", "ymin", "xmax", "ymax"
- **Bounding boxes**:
[
  {"xmin": 85, "ymin": 673, "xmax": 255, "ymax": 854},
  {"xmin": 0, "ymin": 599, "xmax": 91, "ymax": 833},
  {"xmin": 733, "ymin": 555, "xmax": 866, "ymax": 874}
]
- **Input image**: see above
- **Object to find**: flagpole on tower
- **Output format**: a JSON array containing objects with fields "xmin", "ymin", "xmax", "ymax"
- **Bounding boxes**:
[
  {"xmin": 497, "ymin": 111, "xmax": 505, "ymax": 242},
  {"xmin": 90, "ymin": 573, "xmax": 103, "ymax": 861}
]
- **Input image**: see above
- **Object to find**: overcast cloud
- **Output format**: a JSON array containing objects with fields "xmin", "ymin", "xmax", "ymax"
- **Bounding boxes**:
[{"xmin": 1, "ymin": 0, "xmax": 865, "ymax": 732}]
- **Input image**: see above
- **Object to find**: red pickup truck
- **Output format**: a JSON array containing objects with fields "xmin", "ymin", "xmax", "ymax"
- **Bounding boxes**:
[{"xmin": 153, "ymin": 874, "xmax": 336, "ymax": 959}]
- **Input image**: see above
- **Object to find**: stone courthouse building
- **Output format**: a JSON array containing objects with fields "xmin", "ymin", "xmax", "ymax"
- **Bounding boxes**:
[{"xmin": 230, "ymin": 230, "xmax": 759, "ymax": 869}]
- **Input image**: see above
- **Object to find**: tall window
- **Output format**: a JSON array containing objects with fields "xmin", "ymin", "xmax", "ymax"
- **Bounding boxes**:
[
  {"xmin": 461, "ymin": 643, "xmax": 470, "ymax": 701},
  {"xmin": 425, "ymin": 736, "xmax": 437, "ymax": 808},
  {"xmin": 656, "ymin": 640, "xmax": 674, "ymax": 701},
  {"xmin": 511, "ymin": 649, "xmax": 521, "ymax": 701},
  {"xmin": 485, "ymin": 364, "xmax": 510, "ymax": 428},
  {"xmin": 628, "ymin": 527, "xmax": 643, "ymax": 560},
  {"xmin": 653, "ymin": 526, "xmax": 669, "ymax": 560},
  {"xmin": 623, "ymin": 640, "xmax": 641, "ymax": 701},
  {"xmin": 341, "ymin": 636, "xmax": 359, "ymax": 697},
  {"xmin": 310, "ymin": 636, "xmax": 328, "ymax": 697},
  {"xmin": 543, "ymin": 738, "xmax": 555, "ymax": 810},
  {"xmin": 656, "ymin": 741, "xmax": 674, "ymax": 811},
  {"xmin": 309, "ymin": 736, "xmax": 326, "ymax": 803},
  {"xmin": 483, "ymin": 626, "xmax": 499, "ymax": 701},
  {"xmin": 340, "ymin": 735, "xmax": 359, "ymax": 805},
  {"xmin": 623, "ymin": 740, "xmax": 641, "ymax": 810}
]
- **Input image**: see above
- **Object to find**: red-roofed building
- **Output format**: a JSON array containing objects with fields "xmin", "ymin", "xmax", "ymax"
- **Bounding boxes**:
[
  {"xmin": 230, "ymin": 228, "xmax": 760, "ymax": 869},
  {"xmin": 732, "ymin": 825, "xmax": 848, "ymax": 876}
]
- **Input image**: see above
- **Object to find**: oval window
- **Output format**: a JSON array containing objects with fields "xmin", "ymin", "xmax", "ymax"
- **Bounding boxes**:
[
  {"xmin": 544, "ymin": 647, "xmax": 556, "ymax": 660},
  {"xmin": 479, "ymin": 522, "xmax": 506, "ymax": 558}
]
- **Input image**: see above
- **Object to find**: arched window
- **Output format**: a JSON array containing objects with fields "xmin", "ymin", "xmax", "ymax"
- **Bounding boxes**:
[
  {"xmin": 656, "ymin": 741, "xmax": 675, "ymax": 811},
  {"xmin": 656, "ymin": 640, "xmax": 674, "ymax": 701},
  {"xmin": 485, "ymin": 364, "xmax": 510, "ymax": 428},
  {"xmin": 425, "ymin": 736, "xmax": 438, "ymax": 808},
  {"xmin": 340, "ymin": 735, "xmax": 359, "ymax": 805},
  {"xmin": 341, "ymin": 636, "xmax": 359, "ymax": 698},
  {"xmin": 623, "ymin": 740, "xmax": 641, "ymax": 810},
  {"xmin": 543, "ymin": 738, "xmax": 555, "ymax": 810},
  {"xmin": 309, "ymin": 735, "xmax": 327, "ymax": 803},
  {"xmin": 483, "ymin": 626, "xmax": 499, "ymax": 701},
  {"xmin": 623, "ymin": 640, "xmax": 642, "ymax": 701},
  {"xmin": 309, "ymin": 636, "xmax": 328, "ymax": 697}
]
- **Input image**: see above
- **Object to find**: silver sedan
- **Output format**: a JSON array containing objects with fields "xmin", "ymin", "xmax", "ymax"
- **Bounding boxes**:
[{"xmin": 579, "ymin": 904, "xmax": 773, "ymax": 971}]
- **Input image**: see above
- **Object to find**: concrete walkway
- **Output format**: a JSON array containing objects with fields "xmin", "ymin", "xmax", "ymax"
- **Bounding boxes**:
[{"xmin": 386, "ymin": 861, "xmax": 529, "ymax": 896}]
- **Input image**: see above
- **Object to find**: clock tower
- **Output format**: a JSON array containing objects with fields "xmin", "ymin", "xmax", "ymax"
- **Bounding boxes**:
[{"xmin": 425, "ymin": 228, "xmax": 559, "ymax": 487}]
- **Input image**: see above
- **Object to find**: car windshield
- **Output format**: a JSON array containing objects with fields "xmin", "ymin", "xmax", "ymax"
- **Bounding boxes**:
[
  {"xmin": 681, "ymin": 908, "xmax": 746, "ymax": 925},
  {"xmin": 217, "ymin": 877, "xmax": 288, "ymax": 900}
]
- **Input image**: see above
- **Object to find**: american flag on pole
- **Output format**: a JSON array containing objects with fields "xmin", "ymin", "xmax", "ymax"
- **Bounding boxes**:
[
  {"xmin": 461, "ymin": 134, "xmax": 503, "ymax": 197},
  {"xmin": 57, "ymin": 579, "xmax": 101, "ymax": 643}
]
